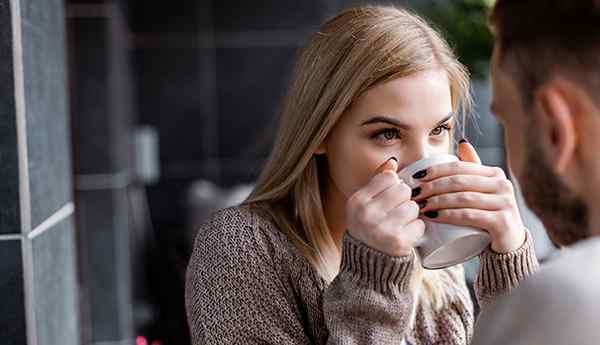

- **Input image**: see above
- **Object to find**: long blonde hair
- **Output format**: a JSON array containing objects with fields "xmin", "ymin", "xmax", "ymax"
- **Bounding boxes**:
[{"xmin": 244, "ymin": 5, "xmax": 471, "ymax": 310}]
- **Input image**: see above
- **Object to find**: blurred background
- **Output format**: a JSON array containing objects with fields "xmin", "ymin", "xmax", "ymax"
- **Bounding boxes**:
[{"xmin": 0, "ymin": 0, "xmax": 554, "ymax": 344}]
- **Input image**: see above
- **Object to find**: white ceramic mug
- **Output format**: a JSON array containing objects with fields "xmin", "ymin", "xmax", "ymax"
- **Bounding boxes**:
[{"xmin": 398, "ymin": 153, "xmax": 491, "ymax": 269}]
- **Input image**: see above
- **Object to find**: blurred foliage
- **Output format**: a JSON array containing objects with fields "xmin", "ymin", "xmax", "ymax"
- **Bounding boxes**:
[{"xmin": 420, "ymin": 0, "xmax": 496, "ymax": 79}]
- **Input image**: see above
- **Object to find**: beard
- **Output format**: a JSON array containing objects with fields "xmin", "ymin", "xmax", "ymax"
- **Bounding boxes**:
[{"xmin": 519, "ymin": 135, "xmax": 589, "ymax": 247}]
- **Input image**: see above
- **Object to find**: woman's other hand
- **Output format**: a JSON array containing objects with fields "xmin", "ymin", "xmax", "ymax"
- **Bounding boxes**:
[{"xmin": 412, "ymin": 141, "xmax": 526, "ymax": 253}]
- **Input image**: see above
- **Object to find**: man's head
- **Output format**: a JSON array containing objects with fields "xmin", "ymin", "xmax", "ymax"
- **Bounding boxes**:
[{"xmin": 489, "ymin": 0, "xmax": 600, "ymax": 246}]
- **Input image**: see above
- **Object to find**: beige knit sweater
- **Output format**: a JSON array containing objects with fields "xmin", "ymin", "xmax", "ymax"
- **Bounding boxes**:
[{"xmin": 185, "ymin": 206, "xmax": 538, "ymax": 345}]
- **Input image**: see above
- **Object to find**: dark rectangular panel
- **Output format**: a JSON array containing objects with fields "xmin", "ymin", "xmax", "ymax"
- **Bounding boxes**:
[
  {"xmin": 76, "ymin": 188, "xmax": 132, "ymax": 342},
  {"xmin": 0, "ymin": 1, "xmax": 21, "ymax": 234},
  {"xmin": 0, "ymin": 240, "xmax": 27, "ymax": 344},
  {"xmin": 216, "ymin": 47, "xmax": 296, "ymax": 161},
  {"xmin": 214, "ymin": 0, "xmax": 334, "ymax": 31}
]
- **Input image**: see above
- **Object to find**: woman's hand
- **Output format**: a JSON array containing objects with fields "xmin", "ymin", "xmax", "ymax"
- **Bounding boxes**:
[
  {"xmin": 346, "ymin": 157, "xmax": 425, "ymax": 257},
  {"xmin": 412, "ymin": 141, "xmax": 526, "ymax": 253}
]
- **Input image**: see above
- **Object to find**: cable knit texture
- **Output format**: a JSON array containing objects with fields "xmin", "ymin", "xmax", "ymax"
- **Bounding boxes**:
[{"xmin": 185, "ymin": 206, "xmax": 538, "ymax": 344}]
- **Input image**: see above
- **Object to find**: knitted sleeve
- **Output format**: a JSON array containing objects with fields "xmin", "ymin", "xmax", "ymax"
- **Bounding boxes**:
[
  {"xmin": 474, "ymin": 229, "xmax": 539, "ymax": 306},
  {"xmin": 406, "ymin": 264, "xmax": 475, "ymax": 344},
  {"xmin": 323, "ymin": 232, "xmax": 418, "ymax": 344}
]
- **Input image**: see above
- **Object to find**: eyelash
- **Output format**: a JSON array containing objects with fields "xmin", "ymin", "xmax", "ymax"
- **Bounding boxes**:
[{"xmin": 371, "ymin": 124, "xmax": 452, "ymax": 142}]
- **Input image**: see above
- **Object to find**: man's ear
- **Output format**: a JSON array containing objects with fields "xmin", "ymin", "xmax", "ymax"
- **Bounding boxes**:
[{"xmin": 535, "ymin": 80, "xmax": 578, "ymax": 174}]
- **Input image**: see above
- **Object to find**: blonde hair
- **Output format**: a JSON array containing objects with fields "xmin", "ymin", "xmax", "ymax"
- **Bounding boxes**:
[{"xmin": 244, "ymin": 5, "xmax": 471, "ymax": 310}]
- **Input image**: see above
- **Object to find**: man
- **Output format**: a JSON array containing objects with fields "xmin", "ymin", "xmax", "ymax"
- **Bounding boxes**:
[{"xmin": 472, "ymin": 1, "xmax": 600, "ymax": 344}]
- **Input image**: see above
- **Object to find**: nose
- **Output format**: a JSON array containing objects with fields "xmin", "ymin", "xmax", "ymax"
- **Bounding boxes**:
[{"xmin": 405, "ymin": 140, "xmax": 436, "ymax": 164}]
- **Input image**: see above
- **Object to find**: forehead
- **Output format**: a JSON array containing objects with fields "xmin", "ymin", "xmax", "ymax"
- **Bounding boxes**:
[{"xmin": 350, "ymin": 69, "xmax": 452, "ymax": 120}]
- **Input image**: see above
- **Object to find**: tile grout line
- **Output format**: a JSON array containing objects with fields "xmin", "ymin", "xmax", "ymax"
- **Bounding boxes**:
[
  {"xmin": 0, "ymin": 234, "xmax": 22, "ymax": 241},
  {"xmin": 27, "ymin": 202, "xmax": 75, "ymax": 240},
  {"xmin": 11, "ymin": 0, "xmax": 36, "ymax": 344}
]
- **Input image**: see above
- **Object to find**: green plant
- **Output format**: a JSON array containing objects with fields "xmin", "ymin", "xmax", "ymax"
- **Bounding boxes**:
[{"xmin": 420, "ymin": 0, "xmax": 496, "ymax": 79}]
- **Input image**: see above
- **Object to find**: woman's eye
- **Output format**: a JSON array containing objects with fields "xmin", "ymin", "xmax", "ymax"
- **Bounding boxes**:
[
  {"xmin": 382, "ymin": 130, "xmax": 396, "ymax": 140},
  {"xmin": 430, "ymin": 124, "xmax": 451, "ymax": 136},
  {"xmin": 372, "ymin": 128, "xmax": 399, "ymax": 142}
]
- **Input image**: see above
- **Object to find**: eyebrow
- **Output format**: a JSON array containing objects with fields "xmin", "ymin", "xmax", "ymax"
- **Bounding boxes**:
[{"xmin": 360, "ymin": 113, "xmax": 455, "ymax": 129}]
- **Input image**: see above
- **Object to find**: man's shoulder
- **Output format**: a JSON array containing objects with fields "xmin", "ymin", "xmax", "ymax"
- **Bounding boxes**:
[
  {"xmin": 472, "ymin": 237, "xmax": 600, "ymax": 345},
  {"xmin": 529, "ymin": 236, "xmax": 600, "ymax": 293}
]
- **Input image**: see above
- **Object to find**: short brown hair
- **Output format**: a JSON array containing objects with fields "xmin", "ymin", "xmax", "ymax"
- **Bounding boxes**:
[{"xmin": 490, "ymin": 0, "xmax": 600, "ymax": 106}]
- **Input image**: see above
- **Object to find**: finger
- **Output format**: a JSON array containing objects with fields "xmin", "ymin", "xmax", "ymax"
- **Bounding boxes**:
[
  {"xmin": 413, "ymin": 175, "xmax": 511, "ymax": 201},
  {"xmin": 385, "ymin": 200, "xmax": 420, "ymax": 226},
  {"xmin": 374, "ymin": 156, "xmax": 398, "ymax": 176},
  {"xmin": 420, "ymin": 191, "xmax": 513, "ymax": 212},
  {"xmin": 350, "ymin": 157, "xmax": 400, "ymax": 205},
  {"xmin": 368, "ymin": 181, "xmax": 412, "ymax": 213},
  {"xmin": 422, "ymin": 208, "xmax": 497, "ymax": 233},
  {"xmin": 458, "ymin": 140, "xmax": 482, "ymax": 165},
  {"xmin": 414, "ymin": 161, "xmax": 505, "ymax": 183}
]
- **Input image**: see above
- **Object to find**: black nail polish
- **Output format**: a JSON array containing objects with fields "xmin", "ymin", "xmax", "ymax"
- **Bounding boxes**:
[
  {"xmin": 424, "ymin": 210, "xmax": 439, "ymax": 218},
  {"xmin": 412, "ymin": 169, "xmax": 427, "ymax": 179},
  {"xmin": 411, "ymin": 187, "xmax": 421, "ymax": 198},
  {"xmin": 459, "ymin": 138, "xmax": 468, "ymax": 144},
  {"xmin": 418, "ymin": 200, "xmax": 427, "ymax": 209}
]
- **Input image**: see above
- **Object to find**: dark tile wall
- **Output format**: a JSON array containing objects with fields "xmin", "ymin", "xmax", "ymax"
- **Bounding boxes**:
[
  {"xmin": 134, "ymin": 47, "xmax": 210, "ymax": 168},
  {"xmin": 1, "ymin": 0, "xmax": 79, "ymax": 344},
  {"xmin": 213, "ymin": 0, "xmax": 336, "ymax": 30},
  {"xmin": 21, "ymin": 0, "xmax": 73, "ymax": 230},
  {"xmin": 215, "ymin": 47, "xmax": 297, "ymax": 161},
  {"xmin": 67, "ymin": 2, "xmax": 135, "ymax": 344},
  {"xmin": 32, "ymin": 218, "xmax": 79, "ymax": 345},
  {"xmin": 130, "ymin": 0, "xmax": 203, "ymax": 33},
  {"xmin": 76, "ymin": 189, "xmax": 132, "ymax": 342},
  {"xmin": 0, "ymin": 240, "xmax": 27, "ymax": 345},
  {"xmin": 0, "ymin": 2, "xmax": 20, "ymax": 234},
  {"xmin": 70, "ymin": 17, "xmax": 112, "ymax": 175},
  {"xmin": 131, "ymin": 1, "xmax": 343, "ymax": 233},
  {"xmin": 70, "ymin": 17, "xmax": 131, "ymax": 175}
]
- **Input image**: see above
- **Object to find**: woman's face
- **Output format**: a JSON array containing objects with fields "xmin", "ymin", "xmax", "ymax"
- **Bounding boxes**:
[{"xmin": 320, "ymin": 68, "xmax": 454, "ymax": 199}]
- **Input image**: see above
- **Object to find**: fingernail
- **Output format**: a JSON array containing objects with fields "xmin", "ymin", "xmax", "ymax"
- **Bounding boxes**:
[
  {"xmin": 418, "ymin": 200, "xmax": 427, "ymax": 209},
  {"xmin": 411, "ymin": 187, "xmax": 421, "ymax": 198},
  {"xmin": 388, "ymin": 156, "xmax": 398, "ymax": 163},
  {"xmin": 424, "ymin": 210, "xmax": 438, "ymax": 218},
  {"xmin": 459, "ymin": 138, "xmax": 468, "ymax": 144},
  {"xmin": 412, "ymin": 169, "xmax": 427, "ymax": 179}
]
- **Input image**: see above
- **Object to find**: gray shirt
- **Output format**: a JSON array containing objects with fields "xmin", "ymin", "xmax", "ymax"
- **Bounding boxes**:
[{"xmin": 472, "ymin": 236, "xmax": 600, "ymax": 345}]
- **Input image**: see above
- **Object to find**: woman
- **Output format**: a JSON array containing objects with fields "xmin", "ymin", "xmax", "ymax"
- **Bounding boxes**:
[{"xmin": 185, "ymin": 5, "xmax": 538, "ymax": 344}]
